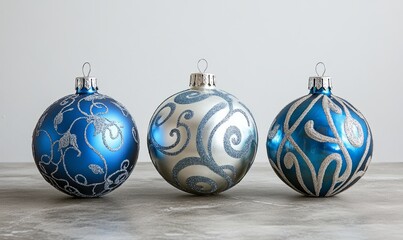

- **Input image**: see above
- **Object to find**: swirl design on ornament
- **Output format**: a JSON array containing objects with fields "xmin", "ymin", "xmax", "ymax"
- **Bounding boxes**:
[
  {"xmin": 268, "ymin": 94, "xmax": 372, "ymax": 196},
  {"xmin": 149, "ymin": 103, "xmax": 193, "ymax": 156},
  {"xmin": 150, "ymin": 89, "xmax": 257, "ymax": 194},
  {"xmin": 268, "ymin": 121, "xmax": 280, "ymax": 140},
  {"xmin": 32, "ymin": 93, "xmax": 136, "ymax": 197}
]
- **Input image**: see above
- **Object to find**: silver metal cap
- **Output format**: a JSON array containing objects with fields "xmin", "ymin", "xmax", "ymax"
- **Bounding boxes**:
[
  {"xmin": 308, "ymin": 76, "xmax": 332, "ymax": 90},
  {"xmin": 75, "ymin": 76, "xmax": 98, "ymax": 90},
  {"xmin": 189, "ymin": 72, "xmax": 216, "ymax": 89},
  {"xmin": 308, "ymin": 62, "xmax": 332, "ymax": 90},
  {"xmin": 189, "ymin": 58, "xmax": 216, "ymax": 89}
]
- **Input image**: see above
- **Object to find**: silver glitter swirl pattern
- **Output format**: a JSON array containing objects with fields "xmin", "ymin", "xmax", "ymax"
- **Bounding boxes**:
[
  {"xmin": 267, "ymin": 94, "xmax": 373, "ymax": 197},
  {"xmin": 148, "ymin": 89, "xmax": 258, "ymax": 195}
]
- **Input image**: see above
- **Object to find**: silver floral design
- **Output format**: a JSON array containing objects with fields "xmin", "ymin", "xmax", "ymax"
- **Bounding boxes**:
[{"xmin": 32, "ymin": 93, "xmax": 138, "ymax": 197}]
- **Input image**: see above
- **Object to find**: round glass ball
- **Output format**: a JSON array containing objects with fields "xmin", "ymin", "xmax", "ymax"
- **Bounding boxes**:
[
  {"xmin": 32, "ymin": 93, "xmax": 139, "ymax": 197},
  {"xmin": 148, "ymin": 88, "xmax": 258, "ymax": 195}
]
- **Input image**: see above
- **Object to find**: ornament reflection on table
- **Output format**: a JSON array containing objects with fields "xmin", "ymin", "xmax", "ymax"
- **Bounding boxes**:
[
  {"xmin": 147, "ymin": 59, "xmax": 258, "ymax": 195},
  {"xmin": 266, "ymin": 62, "xmax": 373, "ymax": 197},
  {"xmin": 32, "ymin": 62, "xmax": 139, "ymax": 197}
]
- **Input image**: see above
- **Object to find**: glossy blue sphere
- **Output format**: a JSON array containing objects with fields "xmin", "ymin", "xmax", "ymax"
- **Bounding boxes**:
[
  {"xmin": 32, "ymin": 85, "xmax": 139, "ymax": 197},
  {"xmin": 267, "ymin": 87, "xmax": 373, "ymax": 197}
]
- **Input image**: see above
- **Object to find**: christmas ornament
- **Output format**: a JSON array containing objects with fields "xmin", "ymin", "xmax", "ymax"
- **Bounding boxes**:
[
  {"xmin": 266, "ymin": 62, "xmax": 373, "ymax": 197},
  {"xmin": 32, "ymin": 62, "xmax": 139, "ymax": 197},
  {"xmin": 147, "ymin": 59, "xmax": 258, "ymax": 195}
]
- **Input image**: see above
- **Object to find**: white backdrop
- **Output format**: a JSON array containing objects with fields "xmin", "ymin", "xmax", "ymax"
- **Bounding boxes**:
[{"xmin": 0, "ymin": 0, "xmax": 402, "ymax": 163}]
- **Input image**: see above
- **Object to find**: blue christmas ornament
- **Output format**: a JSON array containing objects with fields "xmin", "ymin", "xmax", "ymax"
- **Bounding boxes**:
[
  {"xmin": 32, "ymin": 62, "xmax": 139, "ymax": 197},
  {"xmin": 148, "ymin": 59, "xmax": 258, "ymax": 195},
  {"xmin": 267, "ymin": 62, "xmax": 373, "ymax": 197}
]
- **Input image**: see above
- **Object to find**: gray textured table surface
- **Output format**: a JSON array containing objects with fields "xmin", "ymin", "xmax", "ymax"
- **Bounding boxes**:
[{"xmin": 0, "ymin": 162, "xmax": 402, "ymax": 240}]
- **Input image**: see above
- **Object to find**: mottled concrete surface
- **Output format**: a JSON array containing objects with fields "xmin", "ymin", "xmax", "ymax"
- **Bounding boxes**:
[{"xmin": 0, "ymin": 162, "xmax": 402, "ymax": 240}]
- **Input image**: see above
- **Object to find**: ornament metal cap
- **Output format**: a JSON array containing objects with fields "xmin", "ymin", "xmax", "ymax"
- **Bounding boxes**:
[
  {"xmin": 189, "ymin": 59, "xmax": 216, "ymax": 89},
  {"xmin": 308, "ymin": 62, "xmax": 332, "ymax": 90},
  {"xmin": 75, "ymin": 62, "xmax": 98, "ymax": 93}
]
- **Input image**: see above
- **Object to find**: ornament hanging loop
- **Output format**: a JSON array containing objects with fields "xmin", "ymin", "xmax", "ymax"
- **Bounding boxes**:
[
  {"xmin": 315, "ymin": 62, "xmax": 326, "ymax": 77},
  {"xmin": 190, "ymin": 58, "xmax": 215, "ymax": 89},
  {"xmin": 82, "ymin": 62, "xmax": 92, "ymax": 78},
  {"xmin": 76, "ymin": 62, "xmax": 97, "ymax": 93},
  {"xmin": 308, "ymin": 62, "xmax": 332, "ymax": 92},
  {"xmin": 197, "ymin": 58, "xmax": 208, "ymax": 73}
]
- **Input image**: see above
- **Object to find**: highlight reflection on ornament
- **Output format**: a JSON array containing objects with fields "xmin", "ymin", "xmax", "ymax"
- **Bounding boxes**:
[
  {"xmin": 32, "ymin": 62, "xmax": 139, "ymax": 197},
  {"xmin": 266, "ymin": 62, "xmax": 373, "ymax": 197},
  {"xmin": 148, "ymin": 59, "xmax": 258, "ymax": 195}
]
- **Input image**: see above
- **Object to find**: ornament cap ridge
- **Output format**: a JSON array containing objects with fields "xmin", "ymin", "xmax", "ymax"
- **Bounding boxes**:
[
  {"xmin": 189, "ymin": 72, "xmax": 216, "ymax": 89},
  {"xmin": 308, "ymin": 76, "xmax": 332, "ymax": 90},
  {"xmin": 75, "ymin": 77, "xmax": 98, "ymax": 91}
]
